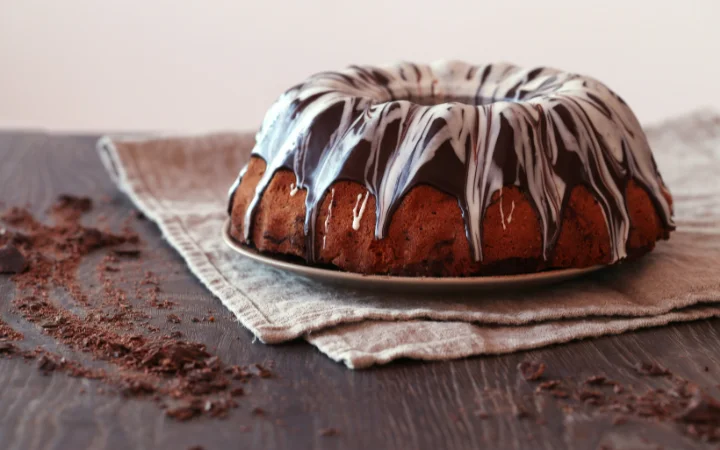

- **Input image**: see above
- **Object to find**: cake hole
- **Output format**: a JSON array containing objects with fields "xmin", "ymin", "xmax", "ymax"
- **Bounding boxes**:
[{"xmin": 395, "ymin": 96, "xmax": 515, "ymax": 107}]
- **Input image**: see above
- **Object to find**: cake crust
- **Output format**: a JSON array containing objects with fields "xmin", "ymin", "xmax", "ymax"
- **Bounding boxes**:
[{"xmin": 230, "ymin": 157, "xmax": 672, "ymax": 277}]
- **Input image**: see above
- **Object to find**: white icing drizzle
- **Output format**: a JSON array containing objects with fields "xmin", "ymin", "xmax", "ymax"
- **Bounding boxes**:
[
  {"xmin": 289, "ymin": 182, "xmax": 299, "ymax": 197},
  {"xmin": 501, "ymin": 197, "xmax": 517, "ymax": 231},
  {"xmin": 323, "ymin": 188, "xmax": 335, "ymax": 249},
  {"xmin": 230, "ymin": 61, "xmax": 674, "ymax": 263},
  {"xmin": 352, "ymin": 191, "xmax": 370, "ymax": 231},
  {"xmin": 507, "ymin": 200, "xmax": 516, "ymax": 225},
  {"xmin": 500, "ymin": 195, "xmax": 507, "ymax": 231}
]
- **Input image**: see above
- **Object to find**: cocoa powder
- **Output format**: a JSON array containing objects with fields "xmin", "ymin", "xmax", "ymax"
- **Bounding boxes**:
[
  {"xmin": 0, "ymin": 196, "xmax": 273, "ymax": 422},
  {"xmin": 525, "ymin": 361, "xmax": 720, "ymax": 441}
]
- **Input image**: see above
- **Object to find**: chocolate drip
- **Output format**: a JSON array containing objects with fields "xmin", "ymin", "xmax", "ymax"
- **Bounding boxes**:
[{"xmin": 229, "ymin": 61, "xmax": 674, "ymax": 264}]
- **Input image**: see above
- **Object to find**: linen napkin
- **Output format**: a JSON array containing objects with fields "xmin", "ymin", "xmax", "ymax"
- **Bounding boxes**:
[{"xmin": 98, "ymin": 110, "xmax": 720, "ymax": 369}]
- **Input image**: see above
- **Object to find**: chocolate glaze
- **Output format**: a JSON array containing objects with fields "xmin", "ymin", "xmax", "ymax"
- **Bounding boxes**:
[{"xmin": 228, "ymin": 61, "xmax": 674, "ymax": 263}]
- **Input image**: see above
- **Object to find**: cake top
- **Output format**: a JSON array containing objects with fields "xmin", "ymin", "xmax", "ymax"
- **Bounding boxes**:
[{"xmin": 229, "ymin": 61, "xmax": 674, "ymax": 263}]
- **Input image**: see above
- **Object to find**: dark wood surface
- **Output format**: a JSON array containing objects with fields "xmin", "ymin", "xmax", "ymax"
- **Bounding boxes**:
[{"xmin": 1, "ymin": 131, "xmax": 719, "ymax": 450}]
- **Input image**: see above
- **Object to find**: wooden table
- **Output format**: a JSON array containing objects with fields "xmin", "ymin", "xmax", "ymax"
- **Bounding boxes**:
[{"xmin": 1, "ymin": 131, "xmax": 719, "ymax": 450}]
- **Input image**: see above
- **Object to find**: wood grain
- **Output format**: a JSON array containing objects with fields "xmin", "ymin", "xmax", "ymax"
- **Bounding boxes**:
[{"xmin": 1, "ymin": 131, "xmax": 719, "ymax": 450}]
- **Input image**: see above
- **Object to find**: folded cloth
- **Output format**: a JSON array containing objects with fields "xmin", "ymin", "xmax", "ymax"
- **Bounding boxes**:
[{"xmin": 98, "ymin": 110, "xmax": 720, "ymax": 369}]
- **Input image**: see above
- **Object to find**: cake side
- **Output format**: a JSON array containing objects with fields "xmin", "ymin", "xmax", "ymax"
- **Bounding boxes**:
[{"xmin": 230, "ymin": 157, "xmax": 672, "ymax": 277}]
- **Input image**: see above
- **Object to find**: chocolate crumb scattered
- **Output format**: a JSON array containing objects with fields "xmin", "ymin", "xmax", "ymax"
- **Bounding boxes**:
[
  {"xmin": 0, "ymin": 319, "xmax": 23, "ymax": 341},
  {"xmin": 0, "ymin": 342, "xmax": 18, "ymax": 355},
  {"xmin": 167, "ymin": 314, "xmax": 181, "ymax": 324},
  {"xmin": 319, "ymin": 428, "xmax": 339, "ymax": 437},
  {"xmin": 52, "ymin": 195, "xmax": 92, "ymax": 220},
  {"xmin": 535, "ymin": 380, "xmax": 560, "ymax": 392},
  {"xmin": 612, "ymin": 415, "xmax": 627, "ymax": 425},
  {"xmin": 474, "ymin": 410, "xmax": 489, "ymax": 419},
  {"xmin": 110, "ymin": 243, "xmax": 141, "ymax": 257},
  {"xmin": 634, "ymin": 362, "xmax": 671, "ymax": 377},
  {"xmin": 551, "ymin": 389, "xmax": 570, "ymax": 399},
  {"xmin": 250, "ymin": 363, "xmax": 272, "ymax": 379},
  {"xmin": 584, "ymin": 375, "xmax": 607, "ymax": 385},
  {"xmin": 0, "ymin": 198, "xmax": 276, "ymax": 422},
  {"xmin": 166, "ymin": 399, "xmax": 203, "ymax": 421},
  {"xmin": 230, "ymin": 387, "xmax": 245, "ymax": 397},
  {"xmin": 36, "ymin": 354, "xmax": 61, "ymax": 374},
  {"xmin": 518, "ymin": 361, "xmax": 545, "ymax": 381},
  {"xmin": 578, "ymin": 389, "xmax": 604, "ymax": 405}
]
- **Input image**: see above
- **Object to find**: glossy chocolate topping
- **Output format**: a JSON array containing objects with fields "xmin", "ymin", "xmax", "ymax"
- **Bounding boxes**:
[{"xmin": 228, "ymin": 61, "xmax": 674, "ymax": 263}]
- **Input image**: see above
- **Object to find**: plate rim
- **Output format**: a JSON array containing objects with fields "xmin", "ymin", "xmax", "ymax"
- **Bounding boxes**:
[{"xmin": 221, "ymin": 218, "xmax": 604, "ymax": 287}]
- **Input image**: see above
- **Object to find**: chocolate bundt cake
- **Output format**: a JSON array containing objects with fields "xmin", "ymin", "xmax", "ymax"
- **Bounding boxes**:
[{"xmin": 228, "ymin": 61, "xmax": 674, "ymax": 277}]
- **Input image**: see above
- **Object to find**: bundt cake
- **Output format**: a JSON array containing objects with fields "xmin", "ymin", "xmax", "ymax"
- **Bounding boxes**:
[{"xmin": 227, "ymin": 61, "xmax": 674, "ymax": 277}]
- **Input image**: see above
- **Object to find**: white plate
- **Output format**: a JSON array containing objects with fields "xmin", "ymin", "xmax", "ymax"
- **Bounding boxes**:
[{"xmin": 222, "ymin": 219, "xmax": 605, "ymax": 292}]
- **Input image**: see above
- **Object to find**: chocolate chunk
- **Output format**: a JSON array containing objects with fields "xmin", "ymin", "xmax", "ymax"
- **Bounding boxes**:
[
  {"xmin": 0, "ymin": 244, "xmax": 28, "ymax": 274},
  {"xmin": 518, "ymin": 361, "xmax": 546, "ymax": 381},
  {"xmin": 319, "ymin": 428, "xmax": 339, "ymax": 437}
]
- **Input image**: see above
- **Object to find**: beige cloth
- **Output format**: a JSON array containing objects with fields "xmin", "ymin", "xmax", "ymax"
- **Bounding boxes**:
[{"xmin": 98, "ymin": 110, "xmax": 720, "ymax": 369}]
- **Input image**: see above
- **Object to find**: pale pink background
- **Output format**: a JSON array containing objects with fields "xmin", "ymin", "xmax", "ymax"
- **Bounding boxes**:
[{"xmin": 1, "ymin": 0, "xmax": 719, "ymax": 132}]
